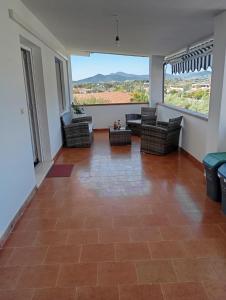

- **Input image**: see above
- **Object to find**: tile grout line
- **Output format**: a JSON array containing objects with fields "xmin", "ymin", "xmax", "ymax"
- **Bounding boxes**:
[
  {"xmin": 55, "ymin": 263, "xmax": 62, "ymax": 288},
  {"xmin": 200, "ymin": 280, "xmax": 211, "ymax": 300}
]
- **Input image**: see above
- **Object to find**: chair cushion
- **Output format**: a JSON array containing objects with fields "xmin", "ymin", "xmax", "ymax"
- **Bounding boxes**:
[
  {"xmin": 61, "ymin": 112, "xmax": 72, "ymax": 126},
  {"xmin": 89, "ymin": 123, "xmax": 93, "ymax": 133},
  {"xmin": 127, "ymin": 120, "xmax": 141, "ymax": 125}
]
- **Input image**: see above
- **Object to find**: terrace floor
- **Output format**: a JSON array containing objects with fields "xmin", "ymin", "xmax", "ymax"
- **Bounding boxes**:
[{"xmin": 1, "ymin": 132, "xmax": 226, "ymax": 300}]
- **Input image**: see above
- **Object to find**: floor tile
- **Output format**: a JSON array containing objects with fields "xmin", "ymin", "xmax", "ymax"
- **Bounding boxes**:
[
  {"xmin": 23, "ymin": 218, "xmax": 57, "ymax": 231},
  {"xmin": 5, "ymin": 231, "xmax": 37, "ymax": 247},
  {"xmin": 0, "ymin": 248, "xmax": 14, "ymax": 266},
  {"xmin": 218, "ymin": 223, "xmax": 226, "ymax": 235},
  {"xmin": 162, "ymin": 282, "xmax": 208, "ymax": 300},
  {"xmin": 0, "ymin": 289, "xmax": 34, "ymax": 300},
  {"xmin": 44, "ymin": 245, "xmax": 80, "ymax": 264},
  {"xmin": 113, "ymin": 216, "xmax": 142, "ymax": 228},
  {"xmin": 16, "ymin": 265, "xmax": 59, "ymax": 289},
  {"xmin": 57, "ymin": 263, "xmax": 97, "ymax": 287},
  {"xmin": 203, "ymin": 280, "xmax": 226, "ymax": 300},
  {"xmin": 189, "ymin": 225, "xmax": 225, "ymax": 239},
  {"xmin": 7, "ymin": 246, "xmax": 47, "ymax": 266},
  {"xmin": 136, "ymin": 260, "xmax": 177, "ymax": 283},
  {"xmin": 98, "ymin": 262, "xmax": 137, "ymax": 285},
  {"xmin": 80, "ymin": 244, "xmax": 114, "ymax": 262},
  {"xmin": 141, "ymin": 214, "xmax": 170, "ymax": 226},
  {"xmin": 129, "ymin": 227, "xmax": 162, "ymax": 242},
  {"xmin": 119, "ymin": 284, "xmax": 164, "ymax": 300},
  {"xmin": 211, "ymin": 259, "xmax": 226, "ymax": 280},
  {"xmin": 184, "ymin": 239, "xmax": 226, "ymax": 258},
  {"xmin": 0, "ymin": 266, "xmax": 22, "ymax": 289},
  {"xmin": 99, "ymin": 229, "xmax": 130, "ymax": 243},
  {"xmin": 67, "ymin": 229, "xmax": 98, "ymax": 245},
  {"xmin": 84, "ymin": 217, "xmax": 112, "ymax": 229},
  {"xmin": 34, "ymin": 230, "xmax": 68, "ymax": 246},
  {"xmin": 56, "ymin": 217, "xmax": 84, "ymax": 230},
  {"xmin": 159, "ymin": 225, "xmax": 193, "ymax": 241},
  {"xmin": 149, "ymin": 241, "xmax": 188, "ymax": 259},
  {"xmin": 32, "ymin": 288, "xmax": 75, "ymax": 300},
  {"xmin": 76, "ymin": 286, "xmax": 119, "ymax": 300},
  {"xmin": 115, "ymin": 243, "xmax": 150, "ymax": 261},
  {"xmin": 173, "ymin": 258, "xmax": 218, "ymax": 281}
]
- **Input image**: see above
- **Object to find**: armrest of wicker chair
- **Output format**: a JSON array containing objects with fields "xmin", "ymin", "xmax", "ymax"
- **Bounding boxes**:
[
  {"xmin": 72, "ymin": 115, "xmax": 92, "ymax": 123},
  {"xmin": 156, "ymin": 121, "xmax": 168, "ymax": 127},
  {"xmin": 141, "ymin": 124, "xmax": 168, "ymax": 137},
  {"xmin": 64, "ymin": 122, "xmax": 90, "ymax": 136}
]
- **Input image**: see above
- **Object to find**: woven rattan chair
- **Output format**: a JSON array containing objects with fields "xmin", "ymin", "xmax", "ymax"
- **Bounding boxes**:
[
  {"xmin": 140, "ymin": 116, "xmax": 183, "ymax": 155},
  {"xmin": 126, "ymin": 107, "xmax": 157, "ymax": 136},
  {"xmin": 61, "ymin": 112, "xmax": 93, "ymax": 148}
]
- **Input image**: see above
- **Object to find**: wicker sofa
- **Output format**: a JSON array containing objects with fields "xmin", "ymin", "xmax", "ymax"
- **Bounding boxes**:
[
  {"xmin": 140, "ymin": 116, "xmax": 183, "ymax": 155},
  {"xmin": 61, "ymin": 112, "xmax": 93, "ymax": 147},
  {"xmin": 126, "ymin": 107, "xmax": 157, "ymax": 136}
]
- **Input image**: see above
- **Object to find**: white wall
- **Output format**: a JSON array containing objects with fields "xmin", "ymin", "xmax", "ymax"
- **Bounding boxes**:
[
  {"xmin": 83, "ymin": 103, "xmax": 148, "ymax": 129},
  {"xmin": 0, "ymin": 0, "xmax": 69, "ymax": 239},
  {"xmin": 149, "ymin": 56, "xmax": 164, "ymax": 107},
  {"xmin": 157, "ymin": 104, "xmax": 208, "ymax": 162},
  {"xmin": 207, "ymin": 11, "xmax": 226, "ymax": 153}
]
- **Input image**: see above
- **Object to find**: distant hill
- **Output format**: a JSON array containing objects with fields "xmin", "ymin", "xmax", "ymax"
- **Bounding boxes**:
[
  {"xmin": 74, "ymin": 72, "xmax": 149, "ymax": 84},
  {"xmin": 165, "ymin": 70, "xmax": 211, "ymax": 80}
]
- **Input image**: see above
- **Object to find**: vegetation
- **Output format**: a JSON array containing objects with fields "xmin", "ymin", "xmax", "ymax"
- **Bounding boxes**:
[
  {"xmin": 73, "ymin": 80, "xmax": 149, "ymax": 105},
  {"xmin": 75, "ymin": 96, "xmax": 110, "ymax": 105},
  {"xmin": 164, "ymin": 75, "xmax": 211, "ymax": 115},
  {"xmin": 131, "ymin": 88, "xmax": 149, "ymax": 102},
  {"xmin": 73, "ymin": 71, "xmax": 211, "ymax": 113}
]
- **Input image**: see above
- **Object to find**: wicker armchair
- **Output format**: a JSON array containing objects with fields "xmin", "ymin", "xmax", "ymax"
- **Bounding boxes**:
[
  {"xmin": 126, "ymin": 107, "xmax": 157, "ymax": 136},
  {"xmin": 141, "ymin": 116, "xmax": 183, "ymax": 155},
  {"xmin": 61, "ymin": 112, "xmax": 93, "ymax": 148}
]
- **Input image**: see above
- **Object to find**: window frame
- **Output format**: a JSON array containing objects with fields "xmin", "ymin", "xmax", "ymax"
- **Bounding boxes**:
[{"xmin": 55, "ymin": 57, "xmax": 67, "ymax": 113}]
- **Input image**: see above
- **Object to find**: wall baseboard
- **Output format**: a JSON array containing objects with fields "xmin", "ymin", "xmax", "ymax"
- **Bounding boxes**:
[
  {"xmin": 0, "ymin": 187, "xmax": 37, "ymax": 248},
  {"xmin": 180, "ymin": 148, "xmax": 204, "ymax": 171},
  {"xmin": 53, "ymin": 146, "xmax": 63, "ymax": 163}
]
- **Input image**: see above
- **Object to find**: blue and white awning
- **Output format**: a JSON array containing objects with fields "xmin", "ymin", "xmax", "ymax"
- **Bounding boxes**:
[{"xmin": 165, "ymin": 39, "xmax": 214, "ymax": 74}]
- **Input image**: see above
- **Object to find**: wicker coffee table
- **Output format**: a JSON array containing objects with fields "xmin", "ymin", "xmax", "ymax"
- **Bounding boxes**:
[{"xmin": 109, "ymin": 127, "xmax": 132, "ymax": 146}]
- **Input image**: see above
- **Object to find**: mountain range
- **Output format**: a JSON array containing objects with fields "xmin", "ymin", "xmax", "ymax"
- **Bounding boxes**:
[
  {"xmin": 74, "ymin": 71, "xmax": 211, "ymax": 84},
  {"xmin": 165, "ymin": 70, "xmax": 211, "ymax": 80},
  {"xmin": 74, "ymin": 72, "xmax": 149, "ymax": 84}
]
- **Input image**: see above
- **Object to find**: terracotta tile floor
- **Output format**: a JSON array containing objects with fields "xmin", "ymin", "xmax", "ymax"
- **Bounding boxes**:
[{"xmin": 1, "ymin": 131, "xmax": 226, "ymax": 299}]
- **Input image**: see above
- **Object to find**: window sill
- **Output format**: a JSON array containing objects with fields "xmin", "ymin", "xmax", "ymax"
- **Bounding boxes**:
[
  {"xmin": 158, "ymin": 103, "xmax": 208, "ymax": 121},
  {"xmin": 83, "ymin": 102, "xmax": 148, "ymax": 107}
]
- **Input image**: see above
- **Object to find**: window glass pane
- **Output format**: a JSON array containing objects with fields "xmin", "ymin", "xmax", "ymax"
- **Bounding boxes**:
[
  {"xmin": 71, "ymin": 53, "xmax": 149, "ymax": 105},
  {"xmin": 164, "ymin": 64, "xmax": 211, "ymax": 115}
]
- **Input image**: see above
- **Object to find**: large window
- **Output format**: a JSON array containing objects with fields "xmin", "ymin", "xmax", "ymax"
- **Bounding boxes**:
[
  {"xmin": 164, "ymin": 64, "xmax": 211, "ymax": 115},
  {"xmin": 71, "ymin": 53, "xmax": 149, "ymax": 105}
]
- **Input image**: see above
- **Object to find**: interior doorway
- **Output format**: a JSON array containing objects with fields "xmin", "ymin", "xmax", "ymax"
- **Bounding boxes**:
[{"xmin": 21, "ymin": 47, "xmax": 41, "ymax": 166}]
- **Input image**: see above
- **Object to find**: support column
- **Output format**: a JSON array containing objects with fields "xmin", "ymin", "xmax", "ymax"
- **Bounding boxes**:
[
  {"xmin": 149, "ymin": 55, "xmax": 164, "ymax": 107},
  {"xmin": 206, "ymin": 11, "xmax": 226, "ymax": 153}
]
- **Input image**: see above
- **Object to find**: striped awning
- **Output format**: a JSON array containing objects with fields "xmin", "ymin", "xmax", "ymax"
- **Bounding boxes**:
[{"xmin": 165, "ymin": 39, "xmax": 214, "ymax": 74}]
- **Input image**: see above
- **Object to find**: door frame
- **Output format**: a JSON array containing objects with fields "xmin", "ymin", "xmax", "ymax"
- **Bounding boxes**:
[{"xmin": 21, "ymin": 46, "xmax": 42, "ymax": 166}]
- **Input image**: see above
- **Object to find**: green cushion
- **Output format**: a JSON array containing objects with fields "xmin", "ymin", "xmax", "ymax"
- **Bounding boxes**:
[
  {"xmin": 218, "ymin": 163, "xmax": 226, "ymax": 177},
  {"xmin": 203, "ymin": 152, "xmax": 226, "ymax": 169}
]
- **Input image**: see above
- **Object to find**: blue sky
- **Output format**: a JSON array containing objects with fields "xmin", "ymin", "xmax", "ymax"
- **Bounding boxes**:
[{"xmin": 71, "ymin": 53, "xmax": 149, "ymax": 81}]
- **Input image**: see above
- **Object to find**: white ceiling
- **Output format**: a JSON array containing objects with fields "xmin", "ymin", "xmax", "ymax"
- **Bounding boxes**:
[{"xmin": 21, "ymin": 0, "xmax": 226, "ymax": 56}]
